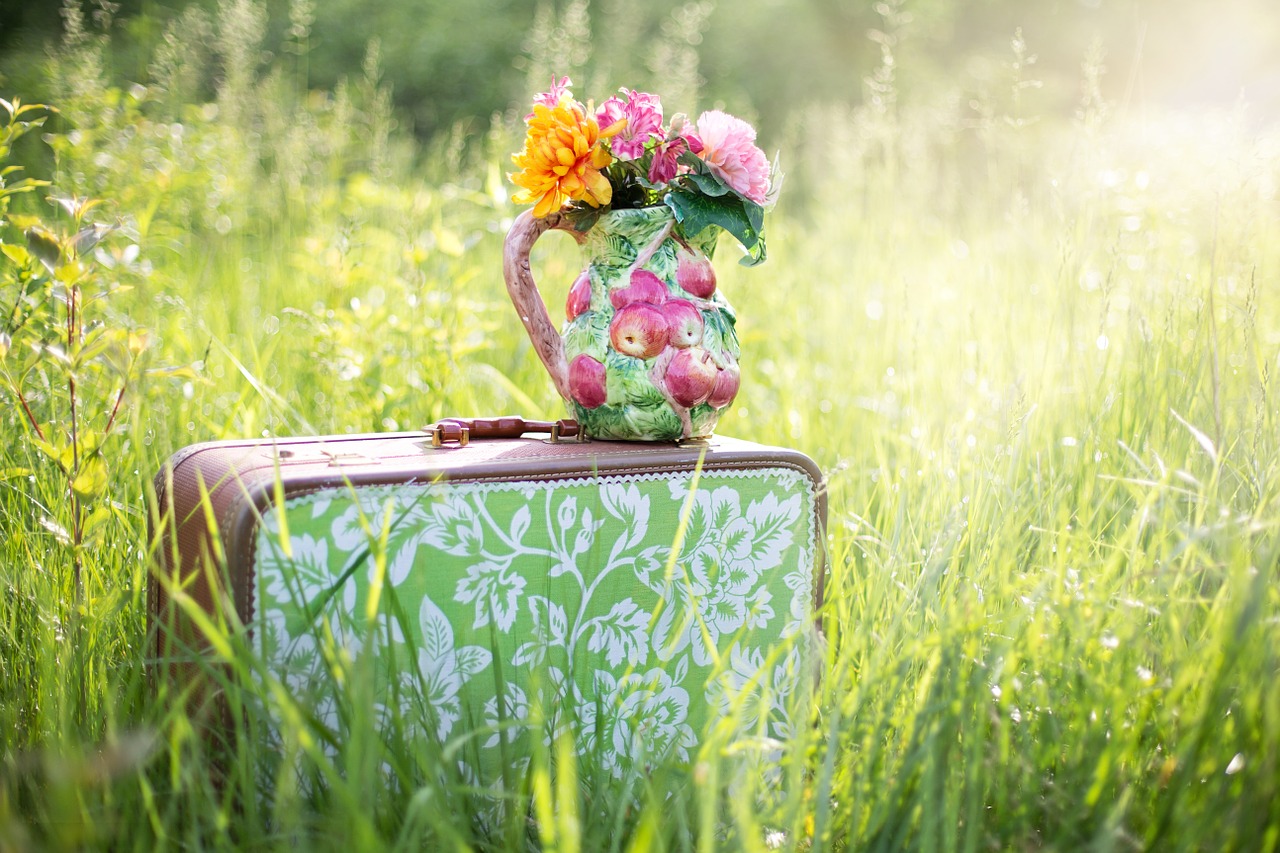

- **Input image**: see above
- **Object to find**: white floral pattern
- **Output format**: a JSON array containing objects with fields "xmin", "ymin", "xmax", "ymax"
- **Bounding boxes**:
[
  {"xmin": 415, "ymin": 596, "xmax": 493, "ymax": 740},
  {"xmin": 253, "ymin": 467, "xmax": 818, "ymax": 785},
  {"xmin": 455, "ymin": 560, "xmax": 527, "ymax": 631},
  {"xmin": 610, "ymin": 667, "xmax": 698, "ymax": 772}
]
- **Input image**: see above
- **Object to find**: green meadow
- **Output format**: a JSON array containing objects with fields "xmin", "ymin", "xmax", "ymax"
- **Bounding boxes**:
[{"xmin": 1, "ymin": 1, "xmax": 1278, "ymax": 849}]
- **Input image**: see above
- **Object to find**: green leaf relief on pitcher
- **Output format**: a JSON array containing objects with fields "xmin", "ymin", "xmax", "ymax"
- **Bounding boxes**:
[{"xmin": 563, "ymin": 207, "xmax": 737, "ymax": 441}]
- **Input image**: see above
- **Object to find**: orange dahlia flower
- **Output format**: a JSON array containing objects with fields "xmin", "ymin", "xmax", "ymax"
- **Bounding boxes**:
[{"xmin": 511, "ymin": 100, "xmax": 622, "ymax": 218}]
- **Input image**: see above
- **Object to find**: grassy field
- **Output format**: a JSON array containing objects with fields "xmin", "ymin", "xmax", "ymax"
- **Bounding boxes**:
[{"xmin": 1, "ymin": 6, "xmax": 1279, "ymax": 851}]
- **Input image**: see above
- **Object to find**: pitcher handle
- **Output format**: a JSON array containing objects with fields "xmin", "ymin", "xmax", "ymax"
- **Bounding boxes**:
[{"xmin": 502, "ymin": 210, "xmax": 587, "ymax": 403}]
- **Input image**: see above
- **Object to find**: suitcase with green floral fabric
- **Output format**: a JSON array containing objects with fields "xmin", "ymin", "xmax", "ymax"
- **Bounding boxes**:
[{"xmin": 151, "ymin": 416, "xmax": 826, "ymax": 782}]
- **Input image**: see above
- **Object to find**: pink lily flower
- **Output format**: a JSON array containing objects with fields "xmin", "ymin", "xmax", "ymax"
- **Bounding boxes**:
[
  {"xmin": 527, "ymin": 76, "xmax": 573, "ymax": 118},
  {"xmin": 648, "ymin": 114, "xmax": 703, "ymax": 184},
  {"xmin": 597, "ymin": 89, "xmax": 665, "ymax": 160}
]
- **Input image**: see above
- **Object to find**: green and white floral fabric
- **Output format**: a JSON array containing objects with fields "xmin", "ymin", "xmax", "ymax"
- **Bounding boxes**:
[{"xmin": 253, "ymin": 468, "xmax": 819, "ymax": 780}]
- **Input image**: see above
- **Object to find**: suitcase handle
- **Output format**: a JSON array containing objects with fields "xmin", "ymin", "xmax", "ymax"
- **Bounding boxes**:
[{"xmin": 424, "ymin": 416, "xmax": 584, "ymax": 447}]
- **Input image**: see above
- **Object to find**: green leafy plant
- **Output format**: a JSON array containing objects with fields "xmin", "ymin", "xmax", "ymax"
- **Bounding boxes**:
[
  {"xmin": 0, "ymin": 98, "xmax": 54, "ymax": 412},
  {"xmin": 0, "ymin": 99, "xmax": 156, "ymax": 710}
]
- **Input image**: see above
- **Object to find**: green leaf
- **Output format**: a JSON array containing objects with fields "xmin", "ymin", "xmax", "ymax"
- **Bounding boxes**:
[
  {"xmin": 583, "ymin": 399, "xmax": 679, "ymax": 441},
  {"xmin": 48, "ymin": 195, "xmax": 100, "ymax": 221},
  {"xmin": 605, "ymin": 348, "xmax": 663, "ymax": 404},
  {"xmin": 1, "ymin": 176, "xmax": 51, "ymax": 194},
  {"xmin": 744, "ymin": 198, "xmax": 765, "ymax": 235},
  {"xmin": 31, "ymin": 438, "xmax": 70, "ymax": 473},
  {"xmin": 1, "ymin": 243, "xmax": 31, "ymax": 267},
  {"xmin": 598, "ymin": 232, "xmax": 636, "ymax": 269},
  {"xmin": 145, "ymin": 365, "xmax": 205, "ymax": 381},
  {"xmin": 687, "ymin": 171, "xmax": 733, "ymax": 197},
  {"xmin": 54, "ymin": 260, "xmax": 86, "ymax": 284},
  {"xmin": 675, "ymin": 150, "xmax": 733, "ymax": 198},
  {"xmin": 668, "ymin": 152, "xmax": 769, "ymax": 265},
  {"xmin": 72, "ymin": 454, "xmax": 109, "ymax": 499},
  {"xmin": 72, "ymin": 223, "xmax": 116, "ymax": 258},
  {"xmin": 74, "ymin": 326, "xmax": 128, "ymax": 369},
  {"xmin": 81, "ymin": 504, "xmax": 114, "ymax": 544},
  {"xmin": 25, "ymin": 226, "xmax": 62, "ymax": 273},
  {"xmin": 563, "ymin": 310, "xmax": 609, "ymax": 363},
  {"xmin": 700, "ymin": 307, "xmax": 740, "ymax": 362},
  {"xmin": 562, "ymin": 205, "xmax": 602, "ymax": 234},
  {"xmin": 664, "ymin": 189, "xmax": 767, "ymax": 267}
]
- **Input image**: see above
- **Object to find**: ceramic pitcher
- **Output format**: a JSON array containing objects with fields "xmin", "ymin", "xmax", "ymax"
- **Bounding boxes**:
[{"xmin": 504, "ymin": 206, "xmax": 741, "ymax": 441}]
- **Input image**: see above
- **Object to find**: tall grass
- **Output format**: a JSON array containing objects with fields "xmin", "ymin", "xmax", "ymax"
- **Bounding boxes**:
[{"xmin": 1, "ymin": 4, "xmax": 1278, "ymax": 850}]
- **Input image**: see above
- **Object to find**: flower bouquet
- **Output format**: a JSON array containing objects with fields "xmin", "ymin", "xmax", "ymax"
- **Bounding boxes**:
[
  {"xmin": 510, "ymin": 77, "xmax": 777, "ymax": 265},
  {"xmin": 502, "ymin": 78, "xmax": 779, "ymax": 441}
]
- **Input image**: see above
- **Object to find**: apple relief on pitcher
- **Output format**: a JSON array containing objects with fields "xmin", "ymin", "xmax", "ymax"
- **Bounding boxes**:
[{"xmin": 503, "ymin": 78, "xmax": 778, "ymax": 442}]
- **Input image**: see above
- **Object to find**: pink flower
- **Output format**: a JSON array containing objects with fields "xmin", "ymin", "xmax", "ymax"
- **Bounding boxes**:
[
  {"xmin": 527, "ymin": 76, "xmax": 573, "ymax": 117},
  {"xmin": 648, "ymin": 136, "xmax": 687, "ymax": 184},
  {"xmin": 694, "ymin": 110, "xmax": 770, "ymax": 204},
  {"xmin": 596, "ymin": 89, "xmax": 665, "ymax": 160},
  {"xmin": 647, "ymin": 114, "xmax": 703, "ymax": 184}
]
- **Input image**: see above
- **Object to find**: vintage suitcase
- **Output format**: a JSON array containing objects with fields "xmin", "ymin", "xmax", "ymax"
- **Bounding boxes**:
[{"xmin": 151, "ymin": 417, "xmax": 826, "ymax": 781}]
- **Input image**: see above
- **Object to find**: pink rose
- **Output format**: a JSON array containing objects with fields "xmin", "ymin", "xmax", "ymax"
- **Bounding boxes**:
[{"xmin": 694, "ymin": 110, "xmax": 769, "ymax": 204}]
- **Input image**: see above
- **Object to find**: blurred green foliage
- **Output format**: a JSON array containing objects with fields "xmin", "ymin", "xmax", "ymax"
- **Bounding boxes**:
[
  {"xmin": 4, "ymin": 0, "xmax": 1280, "ymax": 143},
  {"xmin": 0, "ymin": 1, "xmax": 1277, "ymax": 849}
]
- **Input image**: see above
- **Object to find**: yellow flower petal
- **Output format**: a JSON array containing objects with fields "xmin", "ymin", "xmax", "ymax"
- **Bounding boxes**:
[
  {"xmin": 599, "ymin": 117, "xmax": 627, "ymax": 139},
  {"xmin": 533, "ymin": 189, "xmax": 559, "ymax": 218},
  {"xmin": 509, "ymin": 97, "xmax": 616, "ymax": 217},
  {"xmin": 583, "ymin": 168, "xmax": 612, "ymax": 206}
]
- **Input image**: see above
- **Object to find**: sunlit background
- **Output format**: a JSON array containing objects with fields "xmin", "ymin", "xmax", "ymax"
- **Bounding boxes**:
[
  {"xmin": 5, "ymin": 0, "xmax": 1280, "ymax": 147},
  {"xmin": 1, "ymin": 1, "xmax": 1278, "ymax": 849}
]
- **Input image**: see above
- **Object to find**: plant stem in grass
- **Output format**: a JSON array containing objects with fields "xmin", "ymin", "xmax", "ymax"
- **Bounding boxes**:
[
  {"xmin": 16, "ymin": 388, "xmax": 46, "ymax": 440},
  {"xmin": 66, "ymin": 276, "xmax": 86, "ymax": 722},
  {"xmin": 103, "ymin": 384, "xmax": 126, "ymax": 436},
  {"xmin": 1207, "ymin": 200, "xmax": 1224, "ymax": 451}
]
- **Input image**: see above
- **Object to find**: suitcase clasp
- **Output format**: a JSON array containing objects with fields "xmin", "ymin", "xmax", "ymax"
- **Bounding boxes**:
[{"xmin": 427, "ymin": 421, "xmax": 471, "ymax": 448}]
